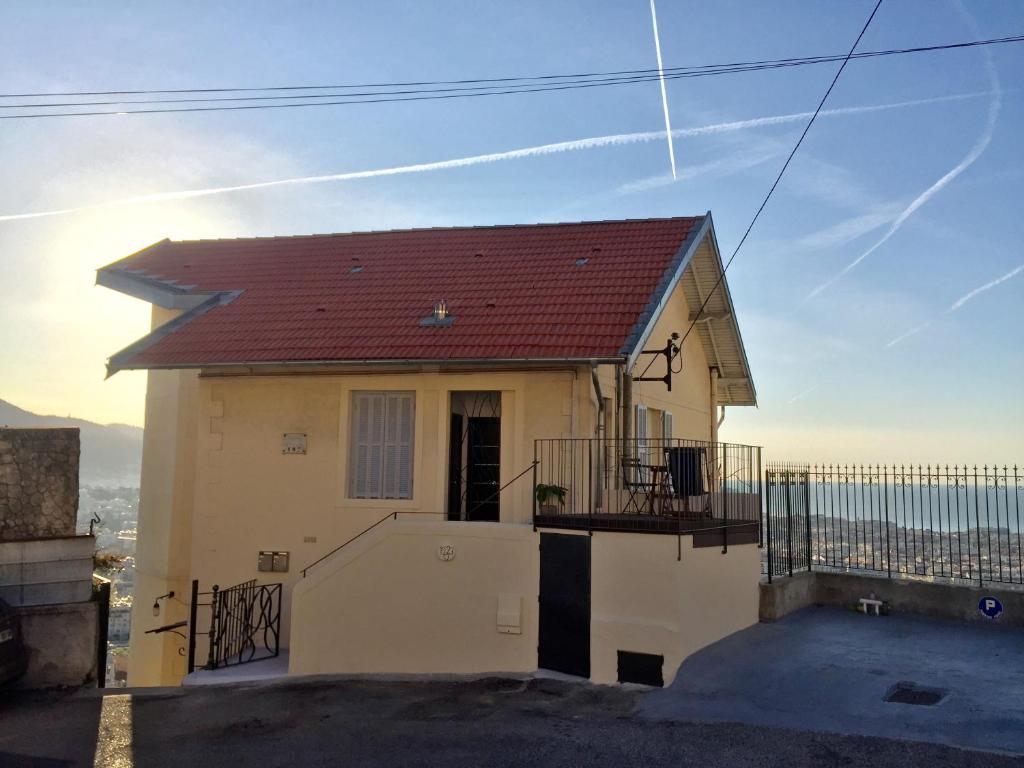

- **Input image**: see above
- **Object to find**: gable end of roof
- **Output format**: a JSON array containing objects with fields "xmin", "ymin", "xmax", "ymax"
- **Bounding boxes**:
[{"xmin": 620, "ymin": 213, "xmax": 710, "ymax": 369}]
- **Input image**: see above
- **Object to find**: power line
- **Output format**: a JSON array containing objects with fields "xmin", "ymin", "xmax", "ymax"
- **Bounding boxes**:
[
  {"xmin": 638, "ymin": 0, "xmax": 885, "ymax": 381},
  {"xmin": 0, "ymin": 33, "xmax": 1018, "ymax": 120},
  {"xmin": 1, "ymin": 34, "xmax": 1018, "ymax": 99}
]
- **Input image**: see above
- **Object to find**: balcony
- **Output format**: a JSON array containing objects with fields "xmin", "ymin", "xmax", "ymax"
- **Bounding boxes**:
[{"xmin": 532, "ymin": 438, "xmax": 762, "ymax": 544}]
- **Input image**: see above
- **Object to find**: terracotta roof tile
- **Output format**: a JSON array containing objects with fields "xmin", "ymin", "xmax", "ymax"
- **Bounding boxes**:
[{"xmin": 101, "ymin": 217, "xmax": 703, "ymax": 368}]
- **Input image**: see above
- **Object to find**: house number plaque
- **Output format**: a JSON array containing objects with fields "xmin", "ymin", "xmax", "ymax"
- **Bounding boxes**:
[{"xmin": 437, "ymin": 544, "xmax": 456, "ymax": 562}]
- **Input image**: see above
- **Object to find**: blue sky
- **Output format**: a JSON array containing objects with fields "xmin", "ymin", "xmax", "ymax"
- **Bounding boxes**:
[{"xmin": 0, "ymin": 0, "xmax": 1021, "ymax": 462}]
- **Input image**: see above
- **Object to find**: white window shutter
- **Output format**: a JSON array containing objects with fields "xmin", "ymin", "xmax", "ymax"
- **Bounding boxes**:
[
  {"xmin": 663, "ymin": 410, "xmax": 673, "ymax": 442},
  {"xmin": 351, "ymin": 393, "xmax": 385, "ymax": 498},
  {"xmin": 350, "ymin": 391, "xmax": 414, "ymax": 500},
  {"xmin": 392, "ymin": 394, "xmax": 414, "ymax": 499},
  {"xmin": 635, "ymin": 405, "xmax": 648, "ymax": 468}
]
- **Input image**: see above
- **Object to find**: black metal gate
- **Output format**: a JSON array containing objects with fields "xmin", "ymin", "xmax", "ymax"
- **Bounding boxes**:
[
  {"xmin": 188, "ymin": 579, "xmax": 282, "ymax": 672},
  {"xmin": 764, "ymin": 467, "xmax": 811, "ymax": 580},
  {"xmin": 538, "ymin": 533, "xmax": 590, "ymax": 678}
]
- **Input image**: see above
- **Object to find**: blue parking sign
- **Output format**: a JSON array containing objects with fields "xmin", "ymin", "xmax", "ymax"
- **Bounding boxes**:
[{"xmin": 979, "ymin": 596, "xmax": 1003, "ymax": 619}]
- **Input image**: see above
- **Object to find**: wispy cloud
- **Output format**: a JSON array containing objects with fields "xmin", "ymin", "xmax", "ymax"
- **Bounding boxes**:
[
  {"xmin": 885, "ymin": 262, "xmax": 1024, "ymax": 348},
  {"xmin": 614, "ymin": 147, "xmax": 782, "ymax": 196},
  {"xmin": 801, "ymin": 7, "xmax": 1002, "ymax": 305},
  {"xmin": 787, "ymin": 204, "xmax": 904, "ymax": 253},
  {"xmin": 787, "ymin": 384, "xmax": 818, "ymax": 404},
  {"xmin": 0, "ymin": 91, "xmax": 987, "ymax": 225}
]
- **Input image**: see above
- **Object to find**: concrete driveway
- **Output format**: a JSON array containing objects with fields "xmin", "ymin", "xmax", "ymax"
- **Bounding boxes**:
[
  {"xmin": 641, "ymin": 606, "xmax": 1024, "ymax": 755},
  {"xmin": 2, "ymin": 607, "xmax": 1022, "ymax": 766}
]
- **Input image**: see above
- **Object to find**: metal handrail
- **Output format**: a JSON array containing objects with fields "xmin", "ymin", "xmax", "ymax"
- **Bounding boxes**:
[
  {"xmin": 301, "ymin": 511, "xmax": 397, "ymax": 577},
  {"xmin": 464, "ymin": 459, "xmax": 539, "ymax": 520}
]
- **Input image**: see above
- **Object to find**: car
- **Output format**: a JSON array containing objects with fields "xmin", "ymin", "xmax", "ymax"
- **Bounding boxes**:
[{"xmin": 0, "ymin": 597, "xmax": 29, "ymax": 686}]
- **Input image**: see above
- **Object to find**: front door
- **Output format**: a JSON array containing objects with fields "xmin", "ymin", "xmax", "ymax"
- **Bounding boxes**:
[
  {"xmin": 538, "ymin": 533, "xmax": 591, "ymax": 678},
  {"xmin": 465, "ymin": 417, "xmax": 500, "ymax": 521}
]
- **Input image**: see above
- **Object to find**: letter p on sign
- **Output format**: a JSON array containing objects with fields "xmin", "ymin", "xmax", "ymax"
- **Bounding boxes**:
[{"xmin": 979, "ymin": 596, "xmax": 1003, "ymax": 619}]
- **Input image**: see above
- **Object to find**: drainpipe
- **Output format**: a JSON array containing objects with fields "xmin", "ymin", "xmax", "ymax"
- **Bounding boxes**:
[
  {"xmin": 591, "ymin": 364, "xmax": 605, "ymax": 511},
  {"xmin": 590, "ymin": 364, "xmax": 604, "ymax": 437},
  {"xmin": 614, "ymin": 364, "xmax": 622, "ymax": 444},
  {"xmin": 709, "ymin": 367, "xmax": 719, "ymax": 443},
  {"xmin": 622, "ymin": 363, "xmax": 633, "ymax": 461}
]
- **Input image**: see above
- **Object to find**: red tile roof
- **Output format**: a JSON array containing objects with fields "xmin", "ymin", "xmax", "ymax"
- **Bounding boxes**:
[{"xmin": 99, "ymin": 217, "xmax": 705, "ymax": 370}]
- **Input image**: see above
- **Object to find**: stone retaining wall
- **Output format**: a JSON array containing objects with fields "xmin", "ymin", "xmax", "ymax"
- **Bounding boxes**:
[
  {"xmin": 761, "ymin": 570, "xmax": 1024, "ymax": 627},
  {"xmin": 0, "ymin": 428, "xmax": 79, "ymax": 541}
]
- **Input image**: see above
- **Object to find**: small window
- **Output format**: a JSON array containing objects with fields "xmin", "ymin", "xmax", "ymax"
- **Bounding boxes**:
[{"xmin": 349, "ymin": 392, "xmax": 415, "ymax": 499}]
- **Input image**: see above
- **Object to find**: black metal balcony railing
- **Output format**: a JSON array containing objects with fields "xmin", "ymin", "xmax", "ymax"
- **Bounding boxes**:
[
  {"xmin": 532, "ymin": 438, "xmax": 763, "ymax": 549},
  {"xmin": 764, "ymin": 463, "xmax": 1024, "ymax": 587}
]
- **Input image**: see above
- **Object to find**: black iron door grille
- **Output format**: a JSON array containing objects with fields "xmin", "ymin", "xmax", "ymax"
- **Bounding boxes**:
[{"xmin": 538, "ymin": 533, "xmax": 591, "ymax": 678}]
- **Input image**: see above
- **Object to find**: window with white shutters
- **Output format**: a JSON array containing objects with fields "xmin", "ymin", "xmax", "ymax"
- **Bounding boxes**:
[
  {"xmin": 663, "ymin": 410, "xmax": 673, "ymax": 442},
  {"xmin": 350, "ymin": 392, "xmax": 415, "ymax": 499}
]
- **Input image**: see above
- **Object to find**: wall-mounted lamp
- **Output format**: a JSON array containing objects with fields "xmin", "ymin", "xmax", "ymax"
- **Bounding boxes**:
[{"xmin": 152, "ymin": 591, "xmax": 175, "ymax": 617}]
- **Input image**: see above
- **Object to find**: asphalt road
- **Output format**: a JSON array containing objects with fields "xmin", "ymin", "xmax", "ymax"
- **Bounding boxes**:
[{"xmin": 1, "ymin": 676, "xmax": 1020, "ymax": 767}]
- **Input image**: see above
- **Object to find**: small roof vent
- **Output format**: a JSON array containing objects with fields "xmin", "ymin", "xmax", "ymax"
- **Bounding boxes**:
[
  {"xmin": 420, "ymin": 299, "xmax": 455, "ymax": 327},
  {"xmin": 575, "ymin": 257, "xmax": 589, "ymax": 266},
  {"xmin": 349, "ymin": 265, "xmax": 363, "ymax": 273}
]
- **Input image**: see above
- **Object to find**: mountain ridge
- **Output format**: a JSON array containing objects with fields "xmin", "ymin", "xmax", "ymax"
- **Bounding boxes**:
[{"xmin": 0, "ymin": 398, "xmax": 142, "ymax": 486}]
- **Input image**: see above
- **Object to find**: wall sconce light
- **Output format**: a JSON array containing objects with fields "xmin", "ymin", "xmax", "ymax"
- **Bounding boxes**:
[{"xmin": 152, "ymin": 591, "xmax": 175, "ymax": 617}]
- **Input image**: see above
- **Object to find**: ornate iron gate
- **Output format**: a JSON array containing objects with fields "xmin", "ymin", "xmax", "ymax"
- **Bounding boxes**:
[{"xmin": 188, "ymin": 579, "xmax": 282, "ymax": 672}]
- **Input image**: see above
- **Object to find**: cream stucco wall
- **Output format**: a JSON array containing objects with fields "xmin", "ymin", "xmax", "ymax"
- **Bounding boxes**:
[
  {"xmin": 128, "ymin": 307, "xmax": 200, "ymax": 687},
  {"xmin": 180, "ymin": 369, "xmax": 585, "ymax": 672},
  {"xmin": 290, "ymin": 519, "xmax": 538, "ymax": 676},
  {"xmin": 288, "ymin": 521, "xmax": 759, "ymax": 684},
  {"xmin": 590, "ymin": 535, "xmax": 761, "ymax": 686}
]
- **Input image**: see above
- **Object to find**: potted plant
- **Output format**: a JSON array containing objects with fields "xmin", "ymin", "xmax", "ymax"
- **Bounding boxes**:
[{"xmin": 535, "ymin": 483, "xmax": 567, "ymax": 515}]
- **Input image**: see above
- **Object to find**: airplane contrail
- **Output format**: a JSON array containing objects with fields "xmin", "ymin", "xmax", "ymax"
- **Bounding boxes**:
[
  {"xmin": 950, "ymin": 262, "xmax": 1024, "ymax": 310},
  {"xmin": 649, "ymin": 0, "xmax": 677, "ymax": 179},
  {"xmin": 885, "ymin": 262, "xmax": 1024, "ymax": 348},
  {"xmin": 803, "ymin": 6, "xmax": 1003, "ymax": 305},
  {"xmin": 0, "ymin": 91, "xmax": 986, "ymax": 225}
]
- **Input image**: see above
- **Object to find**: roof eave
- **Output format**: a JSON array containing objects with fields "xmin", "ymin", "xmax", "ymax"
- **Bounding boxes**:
[
  {"xmin": 105, "ymin": 290, "xmax": 244, "ymax": 377},
  {"xmin": 107, "ymin": 356, "xmax": 627, "ymax": 375},
  {"xmin": 703, "ymin": 213, "xmax": 758, "ymax": 407}
]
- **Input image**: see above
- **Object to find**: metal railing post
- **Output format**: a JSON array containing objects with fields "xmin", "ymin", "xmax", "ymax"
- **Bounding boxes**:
[
  {"xmin": 765, "ymin": 468, "xmax": 773, "ymax": 583},
  {"xmin": 722, "ymin": 444, "xmax": 729, "ymax": 554},
  {"xmin": 974, "ymin": 465, "xmax": 983, "ymax": 587},
  {"xmin": 187, "ymin": 579, "xmax": 199, "ymax": 674},
  {"xmin": 883, "ymin": 467, "xmax": 892, "ymax": 579},
  {"xmin": 785, "ymin": 470, "xmax": 794, "ymax": 578},
  {"xmin": 804, "ymin": 469, "xmax": 812, "ymax": 572},
  {"xmin": 587, "ymin": 440, "xmax": 594, "ymax": 536},
  {"xmin": 532, "ymin": 441, "xmax": 539, "ymax": 531},
  {"xmin": 206, "ymin": 584, "xmax": 220, "ymax": 670}
]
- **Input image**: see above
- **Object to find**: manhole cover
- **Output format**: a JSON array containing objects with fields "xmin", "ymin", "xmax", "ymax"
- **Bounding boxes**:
[{"xmin": 885, "ymin": 682, "xmax": 945, "ymax": 706}]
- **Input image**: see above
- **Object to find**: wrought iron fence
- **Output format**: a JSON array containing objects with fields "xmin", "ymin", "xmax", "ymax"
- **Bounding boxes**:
[
  {"xmin": 764, "ymin": 463, "xmax": 1023, "ymax": 587},
  {"xmin": 533, "ymin": 438, "xmax": 762, "ymax": 544},
  {"xmin": 188, "ymin": 579, "xmax": 282, "ymax": 672}
]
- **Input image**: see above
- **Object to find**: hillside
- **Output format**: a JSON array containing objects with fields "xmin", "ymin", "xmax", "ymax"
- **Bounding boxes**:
[{"xmin": 0, "ymin": 398, "xmax": 142, "ymax": 486}]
